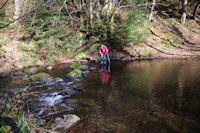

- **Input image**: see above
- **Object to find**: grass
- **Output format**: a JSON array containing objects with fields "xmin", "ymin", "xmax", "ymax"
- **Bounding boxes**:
[{"xmin": 19, "ymin": 53, "xmax": 38, "ymax": 66}]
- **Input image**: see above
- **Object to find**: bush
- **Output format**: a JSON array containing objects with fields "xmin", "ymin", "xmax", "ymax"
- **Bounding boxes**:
[{"xmin": 119, "ymin": 8, "xmax": 149, "ymax": 43}]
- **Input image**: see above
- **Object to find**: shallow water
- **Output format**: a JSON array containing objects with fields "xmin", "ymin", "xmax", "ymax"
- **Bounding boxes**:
[
  {"xmin": 72, "ymin": 60, "xmax": 200, "ymax": 133},
  {"xmin": 1, "ymin": 60, "xmax": 200, "ymax": 133}
]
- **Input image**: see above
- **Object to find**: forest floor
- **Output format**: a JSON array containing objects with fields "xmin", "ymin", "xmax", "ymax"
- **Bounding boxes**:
[{"xmin": 0, "ymin": 16, "xmax": 200, "ymax": 73}]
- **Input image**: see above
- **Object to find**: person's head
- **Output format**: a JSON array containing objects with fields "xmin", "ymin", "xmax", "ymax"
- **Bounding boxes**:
[{"xmin": 101, "ymin": 44, "xmax": 104, "ymax": 49}]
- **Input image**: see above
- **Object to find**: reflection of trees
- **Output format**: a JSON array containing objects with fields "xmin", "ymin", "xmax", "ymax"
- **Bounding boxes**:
[
  {"xmin": 79, "ymin": 61, "xmax": 200, "ymax": 132},
  {"xmin": 147, "ymin": 61, "xmax": 200, "ymax": 132}
]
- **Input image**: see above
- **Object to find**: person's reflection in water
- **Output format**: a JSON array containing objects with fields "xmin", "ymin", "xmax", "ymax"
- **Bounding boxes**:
[{"xmin": 100, "ymin": 63, "xmax": 110, "ymax": 84}]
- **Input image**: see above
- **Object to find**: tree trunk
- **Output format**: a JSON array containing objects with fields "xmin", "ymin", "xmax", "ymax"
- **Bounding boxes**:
[
  {"xmin": 106, "ymin": 0, "xmax": 111, "ymax": 19},
  {"xmin": 89, "ymin": 0, "xmax": 94, "ymax": 29},
  {"xmin": 181, "ymin": 0, "xmax": 188, "ymax": 24},
  {"xmin": 149, "ymin": 0, "xmax": 156, "ymax": 21},
  {"xmin": 96, "ymin": 0, "xmax": 101, "ymax": 22},
  {"xmin": 14, "ymin": 0, "xmax": 21, "ymax": 21},
  {"xmin": 193, "ymin": 1, "xmax": 200, "ymax": 20}
]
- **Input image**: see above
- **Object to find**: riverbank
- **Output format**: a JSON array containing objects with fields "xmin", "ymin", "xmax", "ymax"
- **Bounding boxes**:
[{"xmin": 0, "ymin": 16, "xmax": 200, "ymax": 74}]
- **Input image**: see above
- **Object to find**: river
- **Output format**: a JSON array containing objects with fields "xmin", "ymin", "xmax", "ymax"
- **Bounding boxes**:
[{"xmin": 0, "ymin": 59, "xmax": 200, "ymax": 133}]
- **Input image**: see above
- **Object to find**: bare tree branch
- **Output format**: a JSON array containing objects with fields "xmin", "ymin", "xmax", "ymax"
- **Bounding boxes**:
[
  {"xmin": 0, "ymin": 0, "xmax": 9, "ymax": 10},
  {"xmin": 28, "ymin": 10, "xmax": 37, "ymax": 29},
  {"xmin": 0, "ymin": 0, "xmax": 52, "ymax": 29},
  {"xmin": 64, "ymin": 1, "xmax": 79, "ymax": 24}
]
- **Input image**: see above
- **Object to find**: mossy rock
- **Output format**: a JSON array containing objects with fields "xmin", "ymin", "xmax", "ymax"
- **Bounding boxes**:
[
  {"xmin": 70, "ymin": 62, "xmax": 80, "ymax": 70},
  {"xmin": 67, "ymin": 69, "xmax": 83, "ymax": 79},
  {"xmin": 27, "ymin": 67, "xmax": 40, "ymax": 74},
  {"xmin": 80, "ymin": 65, "xmax": 88, "ymax": 71},
  {"xmin": 30, "ymin": 72, "xmax": 51, "ymax": 81}
]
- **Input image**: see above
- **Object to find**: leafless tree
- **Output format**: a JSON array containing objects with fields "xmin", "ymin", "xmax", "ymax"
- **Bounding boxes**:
[
  {"xmin": 181, "ymin": 0, "xmax": 188, "ymax": 24},
  {"xmin": 149, "ymin": 0, "xmax": 156, "ymax": 21}
]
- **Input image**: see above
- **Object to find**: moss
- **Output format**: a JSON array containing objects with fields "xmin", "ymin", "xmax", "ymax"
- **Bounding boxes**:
[
  {"xmin": 30, "ymin": 72, "xmax": 51, "ymax": 81},
  {"xmin": 27, "ymin": 67, "xmax": 40, "ymax": 75},
  {"xmin": 70, "ymin": 62, "xmax": 80, "ymax": 69},
  {"xmin": 35, "ymin": 39, "xmax": 48, "ymax": 47},
  {"xmin": 140, "ymin": 54, "xmax": 147, "ymax": 57},
  {"xmin": 67, "ymin": 69, "xmax": 83, "ymax": 79},
  {"xmin": 19, "ymin": 53, "xmax": 39, "ymax": 66},
  {"xmin": 75, "ymin": 52, "xmax": 85, "ymax": 59}
]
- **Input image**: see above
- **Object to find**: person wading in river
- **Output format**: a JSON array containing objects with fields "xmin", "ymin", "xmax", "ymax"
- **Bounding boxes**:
[{"xmin": 98, "ymin": 44, "xmax": 109, "ymax": 64}]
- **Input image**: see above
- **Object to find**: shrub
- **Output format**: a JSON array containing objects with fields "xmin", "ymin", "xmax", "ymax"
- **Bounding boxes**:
[{"xmin": 119, "ymin": 8, "xmax": 149, "ymax": 44}]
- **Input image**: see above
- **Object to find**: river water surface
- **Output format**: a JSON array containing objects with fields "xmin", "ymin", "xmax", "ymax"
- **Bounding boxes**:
[
  {"xmin": 73, "ymin": 60, "xmax": 200, "ymax": 133},
  {"xmin": 1, "ymin": 60, "xmax": 200, "ymax": 133}
]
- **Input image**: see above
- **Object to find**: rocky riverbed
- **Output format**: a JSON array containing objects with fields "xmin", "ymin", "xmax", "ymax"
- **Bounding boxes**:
[{"xmin": 0, "ymin": 62, "xmax": 92, "ymax": 132}]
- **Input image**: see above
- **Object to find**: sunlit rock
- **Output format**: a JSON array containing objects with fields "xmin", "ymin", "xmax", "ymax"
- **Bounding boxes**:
[
  {"xmin": 80, "ymin": 65, "xmax": 88, "ymax": 71},
  {"xmin": 67, "ymin": 69, "xmax": 83, "ymax": 79},
  {"xmin": 46, "ymin": 65, "xmax": 55, "ymax": 70},
  {"xmin": 30, "ymin": 72, "xmax": 51, "ymax": 81},
  {"xmin": 70, "ymin": 62, "xmax": 80, "ymax": 69},
  {"xmin": 27, "ymin": 67, "xmax": 40, "ymax": 75},
  {"xmin": 51, "ymin": 114, "xmax": 80, "ymax": 132}
]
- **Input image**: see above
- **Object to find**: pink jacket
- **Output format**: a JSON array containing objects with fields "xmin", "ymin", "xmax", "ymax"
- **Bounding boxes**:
[{"xmin": 98, "ymin": 45, "xmax": 109, "ymax": 55}]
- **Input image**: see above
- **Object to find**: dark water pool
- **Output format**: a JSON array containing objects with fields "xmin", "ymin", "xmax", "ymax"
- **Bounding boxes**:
[{"xmin": 72, "ymin": 60, "xmax": 200, "ymax": 133}]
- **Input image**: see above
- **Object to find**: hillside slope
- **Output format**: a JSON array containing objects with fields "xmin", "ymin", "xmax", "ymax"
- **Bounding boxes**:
[
  {"xmin": 0, "ymin": 16, "xmax": 200, "ymax": 73},
  {"xmin": 108, "ymin": 16, "xmax": 200, "ymax": 61}
]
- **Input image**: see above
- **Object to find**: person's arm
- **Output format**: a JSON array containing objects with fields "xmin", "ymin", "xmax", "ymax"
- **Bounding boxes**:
[
  {"xmin": 99, "ymin": 48, "xmax": 103, "ymax": 55},
  {"xmin": 105, "ymin": 46, "xmax": 109, "ymax": 53}
]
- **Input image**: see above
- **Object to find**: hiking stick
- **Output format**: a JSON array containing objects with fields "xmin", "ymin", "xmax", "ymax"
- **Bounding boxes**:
[
  {"xmin": 107, "ymin": 52, "xmax": 111, "ymax": 64},
  {"xmin": 108, "ymin": 62, "xmax": 111, "ymax": 73}
]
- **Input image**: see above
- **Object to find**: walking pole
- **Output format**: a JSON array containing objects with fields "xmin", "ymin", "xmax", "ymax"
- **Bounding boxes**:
[
  {"xmin": 108, "ymin": 62, "xmax": 111, "ymax": 72},
  {"xmin": 107, "ymin": 52, "xmax": 111, "ymax": 64}
]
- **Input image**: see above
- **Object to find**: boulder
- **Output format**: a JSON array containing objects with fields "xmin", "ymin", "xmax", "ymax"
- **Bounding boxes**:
[
  {"xmin": 67, "ymin": 69, "xmax": 83, "ymax": 79},
  {"xmin": 46, "ymin": 65, "xmax": 55, "ymax": 70},
  {"xmin": 80, "ymin": 65, "xmax": 88, "ymax": 71},
  {"xmin": 70, "ymin": 62, "xmax": 80, "ymax": 69},
  {"xmin": 27, "ymin": 67, "xmax": 40, "ymax": 75},
  {"xmin": 63, "ymin": 115, "xmax": 80, "ymax": 130},
  {"xmin": 52, "ymin": 114, "xmax": 80, "ymax": 132},
  {"xmin": 30, "ymin": 72, "xmax": 51, "ymax": 81}
]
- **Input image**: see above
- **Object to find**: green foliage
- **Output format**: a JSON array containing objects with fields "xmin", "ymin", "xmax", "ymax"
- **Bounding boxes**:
[
  {"xmin": 131, "ymin": 0, "xmax": 147, "ymax": 5},
  {"xmin": 16, "ymin": 110, "xmax": 29, "ymax": 133},
  {"xmin": 19, "ymin": 53, "xmax": 38, "ymax": 66},
  {"xmin": 35, "ymin": 39, "xmax": 48, "ymax": 47},
  {"xmin": 0, "ymin": 96, "xmax": 35, "ymax": 133},
  {"xmin": 20, "ymin": 1, "xmax": 72, "ymax": 58},
  {"xmin": 63, "ymin": 33, "xmax": 82, "ymax": 55},
  {"xmin": 119, "ymin": 8, "xmax": 149, "ymax": 44},
  {"xmin": 75, "ymin": 52, "xmax": 85, "ymax": 59}
]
